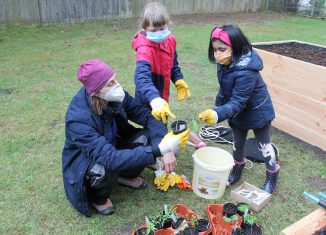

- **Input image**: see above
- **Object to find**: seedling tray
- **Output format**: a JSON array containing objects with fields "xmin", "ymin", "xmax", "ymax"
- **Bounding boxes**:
[{"xmin": 230, "ymin": 182, "xmax": 272, "ymax": 212}]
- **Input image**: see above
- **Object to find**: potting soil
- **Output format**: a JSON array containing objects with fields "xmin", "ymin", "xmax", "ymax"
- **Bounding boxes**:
[{"xmin": 254, "ymin": 42, "xmax": 326, "ymax": 67}]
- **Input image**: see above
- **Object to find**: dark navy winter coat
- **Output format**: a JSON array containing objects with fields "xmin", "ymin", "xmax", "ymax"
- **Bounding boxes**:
[
  {"xmin": 62, "ymin": 88, "xmax": 167, "ymax": 216},
  {"xmin": 132, "ymin": 32, "xmax": 183, "ymax": 104},
  {"xmin": 214, "ymin": 50, "xmax": 275, "ymax": 130}
]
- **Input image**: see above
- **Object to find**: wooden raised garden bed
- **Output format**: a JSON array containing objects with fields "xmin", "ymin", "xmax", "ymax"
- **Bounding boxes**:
[
  {"xmin": 280, "ymin": 208, "xmax": 326, "ymax": 235},
  {"xmin": 253, "ymin": 40, "xmax": 326, "ymax": 151}
]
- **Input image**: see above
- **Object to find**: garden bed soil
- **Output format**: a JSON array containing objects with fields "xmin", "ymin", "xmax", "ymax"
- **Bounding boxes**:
[{"xmin": 254, "ymin": 41, "xmax": 326, "ymax": 67}]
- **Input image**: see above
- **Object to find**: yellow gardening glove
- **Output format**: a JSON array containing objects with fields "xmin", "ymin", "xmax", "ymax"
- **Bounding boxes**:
[
  {"xmin": 198, "ymin": 109, "xmax": 218, "ymax": 125},
  {"xmin": 168, "ymin": 172, "xmax": 177, "ymax": 187},
  {"xmin": 175, "ymin": 174, "xmax": 182, "ymax": 184},
  {"xmin": 175, "ymin": 80, "xmax": 191, "ymax": 101},
  {"xmin": 154, "ymin": 170, "xmax": 170, "ymax": 191},
  {"xmin": 158, "ymin": 129, "xmax": 191, "ymax": 155},
  {"xmin": 168, "ymin": 172, "xmax": 183, "ymax": 187},
  {"xmin": 150, "ymin": 97, "xmax": 176, "ymax": 124},
  {"xmin": 158, "ymin": 177, "xmax": 170, "ymax": 191},
  {"xmin": 154, "ymin": 169, "xmax": 166, "ymax": 187}
]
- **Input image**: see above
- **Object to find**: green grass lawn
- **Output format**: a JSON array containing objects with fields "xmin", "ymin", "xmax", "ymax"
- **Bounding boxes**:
[{"xmin": 0, "ymin": 14, "xmax": 325, "ymax": 235}]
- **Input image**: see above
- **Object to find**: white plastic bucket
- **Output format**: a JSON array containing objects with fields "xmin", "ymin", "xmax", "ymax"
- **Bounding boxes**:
[{"xmin": 192, "ymin": 147, "xmax": 234, "ymax": 199}]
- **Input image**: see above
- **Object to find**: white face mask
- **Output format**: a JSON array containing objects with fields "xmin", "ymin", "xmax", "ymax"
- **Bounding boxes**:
[{"xmin": 103, "ymin": 84, "xmax": 125, "ymax": 102}]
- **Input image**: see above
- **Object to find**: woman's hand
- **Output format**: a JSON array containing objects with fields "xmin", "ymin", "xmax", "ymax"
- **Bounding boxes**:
[{"xmin": 162, "ymin": 152, "xmax": 176, "ymax": 174}]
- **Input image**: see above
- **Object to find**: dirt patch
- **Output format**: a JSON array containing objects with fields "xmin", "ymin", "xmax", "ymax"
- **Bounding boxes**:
[
  {"xmin": 106, "ymin": 12, "xmax": 287, "ymax": 31},
  {"xmin": 49, "ymin": 120, "xmax": 63, "ymax": 130},
  {"xmin": 109, "ymin": 225, "xmax": 134, "ymax": 235},
  {"xmin": 0, "ymin": 88, "xmax": 14, "ymax": 95},
  {"xmin": 306, "ymin": 177, "xmax": 326, "ymax": 191},
  {"xmin": 254, "ymin": 42, "xmax": 326, "ymax": 67},
  {"xmin": 171, "ymin": 12, "xmax": 287, "ymax": 26}
]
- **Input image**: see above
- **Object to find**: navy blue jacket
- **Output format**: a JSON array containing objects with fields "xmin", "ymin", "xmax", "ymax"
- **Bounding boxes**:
[
  {"xmin": 214, "ymin": 50, "xmax": 275, "ymax": 130},
  {"xmin": 62, "ymin": 88, "xmax": 167, "ymax": 216}
]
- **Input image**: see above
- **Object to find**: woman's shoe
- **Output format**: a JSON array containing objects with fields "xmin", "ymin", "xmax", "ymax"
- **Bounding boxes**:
[
  {"xmin": 117, "ymin": 177, "xmax": 147, "ymax": 189},
  {"xmin": 228, "ymin": 160, "xmax": 246, "ymax": 185},
  {"xmin": 92, "ymin": 199, "xmax": 114, "ymax": 215}
]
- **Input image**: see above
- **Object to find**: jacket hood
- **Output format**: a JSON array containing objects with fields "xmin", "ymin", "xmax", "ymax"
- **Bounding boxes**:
[
  {"xmin": 230, "ymin": 49, "xmax": 263, "ymax": 72},
  {"xmin": 132, "ymin": 32, "xmax": 155, "ymax": 50}
]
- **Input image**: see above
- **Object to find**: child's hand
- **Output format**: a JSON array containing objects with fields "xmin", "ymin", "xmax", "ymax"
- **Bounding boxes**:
[
  {"xmin": 198, "ymin": 109, "xmax": 218, "ymax": 125},
  {"xmin": 150, "ymin": 98, "xmax": 176, "ymax": 124},
  {"xmin": 175, "ymin": 80, "xmax": 191, "ymax": 101}
]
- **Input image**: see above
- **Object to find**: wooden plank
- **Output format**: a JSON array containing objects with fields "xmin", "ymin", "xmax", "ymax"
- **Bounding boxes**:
[
  {"xmin": 273, "ymin": 100, "xmax": 326, "ymax": 137},
  {"xmin": 280, "ymin": 208, "xmax": 326, "ymax": 235},
  {"xmin": 273, "ymin": 114, "xmax": 326, "ymax": 151},
  {"xmin": 256, "ymin": 49, "xmax": 326, "ymax": 100},
  {"xmin": 267, "ymin": 83, "xmax": 326, "ymax": 119}
]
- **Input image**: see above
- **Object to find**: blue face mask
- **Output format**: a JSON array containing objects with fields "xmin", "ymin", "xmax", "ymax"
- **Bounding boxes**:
[{"xmin": 146, "ymin": 28, "xmax": 171, "ymax": 43}]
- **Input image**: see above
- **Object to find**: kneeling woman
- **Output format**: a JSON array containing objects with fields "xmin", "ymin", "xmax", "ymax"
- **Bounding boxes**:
[{"xmin": 62, "ymin": 59, "xmax": 189, "ymax": 216}]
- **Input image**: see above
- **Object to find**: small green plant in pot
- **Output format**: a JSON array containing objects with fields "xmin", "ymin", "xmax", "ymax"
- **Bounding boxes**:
[
  {"xmin": 223, "ymin": 203, "xmax": 238, "ymax": 222},
  {"xmin": 243, "ymin": 214, "xmax": 257, "ymax": 226},
  {"xmin": 237, "ymin": 203, "xmax": 250, "ymax": 217},
  {"xmin": 157, "ymin": 204, "xmax": 176, "ymax": 229},
  {"xmin": 141, "ymin": 216, "xmax": 156, "ymax": 235},
  {"xmin": 242, "ymin": 214, "xmax": 262, "ymax": 235},
  {"xmin": 185, "ymin": 213, "xmax": 210, "ymax": 233}
]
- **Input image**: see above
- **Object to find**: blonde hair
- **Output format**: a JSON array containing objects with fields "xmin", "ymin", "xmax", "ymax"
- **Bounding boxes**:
[
  {"xmin": 141, "ymin": 2, "xmax": 170, "ymax": 29},
  {"xmin": 90, "ymin": 96, "xmax": 108, "ymax": 116}
]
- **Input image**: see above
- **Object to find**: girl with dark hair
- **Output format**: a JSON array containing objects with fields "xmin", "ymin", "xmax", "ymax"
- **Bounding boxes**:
[{"xmin": 198, "ymin": 25, "xmax": 280, "ymax": 194}]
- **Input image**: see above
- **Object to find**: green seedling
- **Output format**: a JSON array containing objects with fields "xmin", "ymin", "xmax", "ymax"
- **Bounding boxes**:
[
  {"xmin": 145, "ymin": 216, "xmax": 156, "ymax": 235},
  {"xmin": 238, "ymin": 204, "xmax": 250, "ymax": 213},
  {"xmin": 244, "ymin": 214, "xmax": 257, "ymax": 225}
]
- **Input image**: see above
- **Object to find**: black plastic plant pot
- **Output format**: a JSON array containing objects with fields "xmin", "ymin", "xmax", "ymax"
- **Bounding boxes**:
[
  {"xmin": 182, "ymin": 227, "xmax": 199, "ymax": 235},
  {"xmin": 172, "ymin": 217, "xmax": 186, "ymax": 229},
  {"xmin": 154, "ymin": 217, "xmax": 163, "ymax": 230},
  {"xmin": 195, "ymin": 218, "xmax": 210, "ymax": 232},
  {"xmin": 135, "ymin": 227, "xmax": 154, "ymax": 235},
  {"xmin": 171, "ymin": 120, "xmax": 187, "ymax": 135},
  {"xmin": 223, "ymin": 203, "xmax": 238, "ymax": 217},
  {"xmin": 243, "ymin": 224, "xmax": 262, "ymax": 235},
  {"xmin": 237, "ymin": 203, "xmax": 250, "ymax": 217},
  {"xmin": 162, "ymin": 218, "xmax": 173, "ymax": 228},
  {"xmin": 232, "ymin": 228, "xmax": 242, "ymax": 235}
]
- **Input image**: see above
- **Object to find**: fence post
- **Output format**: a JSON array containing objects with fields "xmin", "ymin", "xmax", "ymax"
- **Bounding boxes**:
[
  {"xmin": 37, "ymin": 0, "xmax": 43, "ymax": 27},
  {"xmin": 311, "ymin": 0, "xmax": 316, "ymax": 16},
  {"xmin": 265, "ymin": 0, "xmax": 270, "ymax": 11}
]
